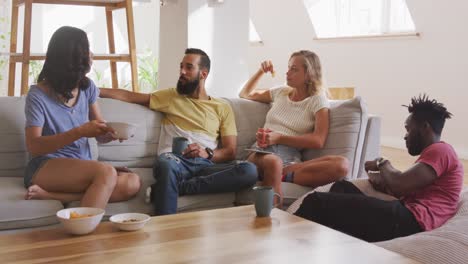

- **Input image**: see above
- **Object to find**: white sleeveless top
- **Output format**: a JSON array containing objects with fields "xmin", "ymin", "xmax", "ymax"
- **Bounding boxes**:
[{"xmin": 264, "ymin": 86, "xmax": 330, "ymax": 136}]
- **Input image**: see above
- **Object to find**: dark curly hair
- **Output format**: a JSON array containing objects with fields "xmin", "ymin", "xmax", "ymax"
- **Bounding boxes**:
[
  {"xmin": 403, "ymin": 94, "xmax": 452, "ymax": 135},
  {"xmin": 37, "ymin": 26, "xmax": 91, "ymax": 102}
]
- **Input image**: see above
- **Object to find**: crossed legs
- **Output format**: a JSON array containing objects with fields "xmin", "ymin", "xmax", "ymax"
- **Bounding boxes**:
[
  {"xmin": 248, "ymin": 154, "xmax": 349, "ymax": 203},
  {"xmin": 25, "ymin": 158, "xmax": 141, "ymax": 208}
]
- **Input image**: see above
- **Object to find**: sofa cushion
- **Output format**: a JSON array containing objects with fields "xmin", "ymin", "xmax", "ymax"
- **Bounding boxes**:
[
  {"xmin": 0, "ymin": 177, "xmax": 63, "ymax": 230},
  {"xmin": 97, "ymin": 98, "xmax": 162, "ymax": 168},
  {"xmin": 0, "ymin": 96, "xmax": 28, "ymax": 178},
  {"xmin": 302, "ymin": 96, "xmax": 368, "ymax": 179},
  {"xmin": 375, "ymin": 186, "xmax": 468, "ymax": 264}
]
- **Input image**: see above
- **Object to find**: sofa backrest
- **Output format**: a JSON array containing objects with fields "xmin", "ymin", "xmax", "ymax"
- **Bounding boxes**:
[
  {"xmin": 222, "ymin": 98, "xmax": 270, "ymax": 160},
  {"xmin": 97, "ymin": 98, "xmax": 162, "ymax": 168},
  {"xmin": 0, "ymin": 96, "xmax": 28, "ymax": 177},
  {"xmin": 0, "ymin": 95, "xmax": 374, "ymax": 179},
  {"xmin": 301, "ymin": 97, "xmax": 368, "ymax": 179},
  {"xmin": 225, "ymin": 96, "xmax": 369, "ymax": 179}
]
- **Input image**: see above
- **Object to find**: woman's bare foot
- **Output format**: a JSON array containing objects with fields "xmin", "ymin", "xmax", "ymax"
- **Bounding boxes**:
[{"xmin": 25, "ymin": 185, "xmax": 51, "ymax": 200}]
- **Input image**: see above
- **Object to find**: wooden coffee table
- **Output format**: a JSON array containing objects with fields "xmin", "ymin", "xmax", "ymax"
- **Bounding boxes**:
[{"xmin": 0, "ymin": 205, "xmax": 417, "ymax": 263}]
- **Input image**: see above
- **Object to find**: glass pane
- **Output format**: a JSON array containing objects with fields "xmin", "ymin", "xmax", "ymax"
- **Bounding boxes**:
[
  {"xmin": 249, "ymin": 19, "xmax": 262, "ymax": 42},
  {"xmin": 304, "ymin": 0, "xmax": 416, "ymax": 38},
  {"xmin": 389, "ymin": 0, "xmax": 416, "ymax": 33}
]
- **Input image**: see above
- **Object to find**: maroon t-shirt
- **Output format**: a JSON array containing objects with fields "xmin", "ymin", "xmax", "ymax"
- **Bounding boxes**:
[{"xmin": 402, "ymin": 142, "xmax": 464, "ymax": 231}]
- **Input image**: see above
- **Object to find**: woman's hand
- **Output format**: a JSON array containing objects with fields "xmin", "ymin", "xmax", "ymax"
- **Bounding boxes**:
[
  {"xmin": 260, "ymin": 60, "xmax": 275, "ymax": 75},
  {"xmin": 77, "ymin": 120, "xmax": 113, "ymax": 138},
  {"xmin": 96, "ymin": 131, "xmax": 119, "ymax": 144},
  {"xmin": 256, "ymin": 128, "xmax": 281, "ymax": 148}
]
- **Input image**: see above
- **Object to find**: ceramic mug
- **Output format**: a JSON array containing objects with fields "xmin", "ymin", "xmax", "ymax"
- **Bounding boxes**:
[
  {"xmin": 253, "ymin": 186, "xmax": 281, "ymax": 217},
  {"xmin": 172, "ymin": 137, "xmax": 189, "ymax": 155}
]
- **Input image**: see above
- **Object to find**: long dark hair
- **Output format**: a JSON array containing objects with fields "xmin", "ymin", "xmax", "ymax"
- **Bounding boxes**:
[{"xmin": 37, "ymin": 26, "xmax": 91, "ymax": 102}]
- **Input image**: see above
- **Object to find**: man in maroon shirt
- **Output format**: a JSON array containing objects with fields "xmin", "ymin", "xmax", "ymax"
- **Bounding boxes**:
[{"xmin": 294, "ymin": 94, "xmax": 464, "ymax": 242}]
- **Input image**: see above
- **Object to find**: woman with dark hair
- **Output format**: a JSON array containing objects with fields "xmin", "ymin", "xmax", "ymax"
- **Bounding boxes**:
[{"xmin": 23, "ymin": 26, "xmax": 141, "ymax": 209}]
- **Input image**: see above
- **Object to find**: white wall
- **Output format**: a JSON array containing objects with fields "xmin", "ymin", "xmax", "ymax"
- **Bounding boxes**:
[
  {"xmin": 1, "ymin": 0, "xmax": 159, "ymax": 94},
  {"xmin": 159, "ymin": 0, "xmax": 249, "ymax": 98},
  {"xmin": 159, "ymin": 0, "xmax": 188, "ymax": 89},
  {"xmin": 249, "ymin": 0, "xmax": 468, "ymax": 158}
]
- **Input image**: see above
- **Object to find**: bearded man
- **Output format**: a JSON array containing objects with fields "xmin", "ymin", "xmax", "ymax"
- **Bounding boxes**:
[{"xmin": 100, "ymin": 48, "xmax": 257, "ymax": 215}]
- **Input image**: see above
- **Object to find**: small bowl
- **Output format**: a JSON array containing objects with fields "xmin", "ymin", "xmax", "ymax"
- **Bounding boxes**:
[
  {"xmin": 56, "ymin": 207, "xmax": 105, "ymax": 235},
  {"xmin": 109, "ymin": 213, "xmax": 151, "ymax": 231},
  {"xmin": 106, "ymin": 122, "xmax": 137, "ymax": 140}
]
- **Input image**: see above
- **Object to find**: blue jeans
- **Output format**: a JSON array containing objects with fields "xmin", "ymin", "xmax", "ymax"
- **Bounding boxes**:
[{"xmin": 152, "ymin": 152, "xmax": 258, "ymax": 215}]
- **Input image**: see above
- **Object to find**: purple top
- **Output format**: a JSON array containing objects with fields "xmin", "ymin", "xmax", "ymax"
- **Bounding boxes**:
[{"xmin": 24, "ymin": 80, "xmax": 99, "ymax": 160}]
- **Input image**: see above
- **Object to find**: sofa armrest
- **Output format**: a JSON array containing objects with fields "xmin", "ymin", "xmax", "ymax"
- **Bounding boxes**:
[{"xmin": 357, "ymin": 114, "xmax": 381, "ymax": 179}]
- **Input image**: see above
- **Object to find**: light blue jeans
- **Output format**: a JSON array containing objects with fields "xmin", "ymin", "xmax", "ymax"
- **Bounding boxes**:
[{"xmin": 152, "ymin": 152, "xmax": 258, "ymax": 215}]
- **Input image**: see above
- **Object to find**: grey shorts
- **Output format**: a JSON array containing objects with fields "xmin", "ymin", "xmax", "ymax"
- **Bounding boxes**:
[
  {"xmin": 24, "ymin": 156, "xmax": 52, "ymax": 188},
  {"xmin": 249, "ymin": 143, "xmax": 302, "ymax": 167}
]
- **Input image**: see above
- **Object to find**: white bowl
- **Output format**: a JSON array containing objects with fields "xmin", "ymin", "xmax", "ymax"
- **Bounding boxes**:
[
  {"xmin": 109, "ymin": 213, "xmax": 151, "ymax": 231},
  {"xmin": 106, "ymin": 122, "xmax": 136, "ymax": 140},
  {"xmin": 56, "ymin": 207, "xmax": 105, "ymax": 235}
]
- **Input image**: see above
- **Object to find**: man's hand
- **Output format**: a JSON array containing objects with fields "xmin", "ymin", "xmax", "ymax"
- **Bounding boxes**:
[
  {"xmin": 365, "ymin": 158, "xmax": 380, "ymax": 172},
  {"xmin": 182, "ymin": 143, "xmax": 209, "ymax": 159},
  {"xmin": 368, "ymin": 171, "xmax": 387, "ymax": 193}
]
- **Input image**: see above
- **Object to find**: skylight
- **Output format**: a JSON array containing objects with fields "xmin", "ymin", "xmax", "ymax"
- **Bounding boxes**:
[
  {"xmin": 304, "ymin": 0, "xmax": 416, "ymax": 38},
  {"xmin": 249, "ymin": 19, "xmax": 262, "ymax": 43}
]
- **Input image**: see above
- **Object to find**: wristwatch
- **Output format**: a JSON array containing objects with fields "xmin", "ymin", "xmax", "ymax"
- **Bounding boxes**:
[
  {"xmin": 205, "ymin": 147, "xmax": 214, "ymax": 160},
  {"xmin": 376, "ymin": 157, "xmax": 388, "ymax": 168}
]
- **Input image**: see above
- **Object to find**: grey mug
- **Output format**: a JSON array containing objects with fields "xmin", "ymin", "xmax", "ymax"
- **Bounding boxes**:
[
  {"xmin": 253, "ymin": 186, "xmax": 280, "ymax": 217},
  {"xmin": 172, "ymin": 137, "xmax": 189, "ymax": 155}
]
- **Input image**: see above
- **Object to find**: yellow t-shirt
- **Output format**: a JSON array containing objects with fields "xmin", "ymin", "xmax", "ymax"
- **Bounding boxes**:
[{"xmin": 149, "ymin": 88, "xmax": 237, "ymax": 154}]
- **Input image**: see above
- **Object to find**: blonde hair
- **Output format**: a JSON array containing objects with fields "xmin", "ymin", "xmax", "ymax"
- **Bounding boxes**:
[{"xmin": 289, "ymin": 50, "xmax": 324, "ymax": 96}]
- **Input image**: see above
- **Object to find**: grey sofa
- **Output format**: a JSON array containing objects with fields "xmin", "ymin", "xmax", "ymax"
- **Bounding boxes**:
[{"xmin": 0, "ymin": 95, "xmax": 380, "ymax": 233}]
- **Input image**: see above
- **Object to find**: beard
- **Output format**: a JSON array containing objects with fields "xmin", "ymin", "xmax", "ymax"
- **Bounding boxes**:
[
  {"xmin": 176, "ymin": 74, "xmax": 200, "ymax": 95},
  {"xmin": 407, "ymin": 132, "xmax": 424, "ymax": 156}
]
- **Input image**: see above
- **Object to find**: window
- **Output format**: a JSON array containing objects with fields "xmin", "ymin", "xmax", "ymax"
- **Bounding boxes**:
[
  {"xmin": 249, "ymin": 19, "xmax": 262, "ymax": 44},
  {"xmin": 304, "ymin": 0, "xmax": 416, "ymax": 38}
]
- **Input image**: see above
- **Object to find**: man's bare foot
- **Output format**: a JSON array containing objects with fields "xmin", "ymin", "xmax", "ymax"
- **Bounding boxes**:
[{"xmin": 25, "ymin": 185, "xmax": 51, "ymax": 200}]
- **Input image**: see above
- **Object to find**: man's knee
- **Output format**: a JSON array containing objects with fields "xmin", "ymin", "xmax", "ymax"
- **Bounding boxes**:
[
  {"xmin": 294, "ymin": 192, "xmax": 325, "ymax": 219},
  {"xmin": 153, "ymin": 153, "xmax": 181, "ymax": 180},
  {"xmin": 235, "ymin": 161, "xmax": 258, "ymax": 185}
]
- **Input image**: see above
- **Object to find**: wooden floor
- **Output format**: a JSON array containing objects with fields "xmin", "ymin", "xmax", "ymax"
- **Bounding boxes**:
[{"xmin": 381, "ymin": 146, "xmax": 468, "ymax": 185}]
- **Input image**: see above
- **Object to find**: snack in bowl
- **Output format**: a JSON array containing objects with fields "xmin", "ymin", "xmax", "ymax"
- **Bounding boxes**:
[
  {"xmin": 110, "ymin": 213, "xmax": 150, "ymax": 231},
  {"xmin": 56, "ymin": 207, "xmax": 105, "ymax": 235},
  {"xmin": 106, "ymin": 122, "xmax": 136, "ymax": 140},
  {"xmin": 70, "ymin": 211, "xmax": 93, "ymax": 219}
]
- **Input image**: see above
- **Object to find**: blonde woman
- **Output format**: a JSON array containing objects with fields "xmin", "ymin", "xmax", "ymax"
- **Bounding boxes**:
[{"xmin": 239, "ymin": 50, "xmax": 348, "ymax": 202}]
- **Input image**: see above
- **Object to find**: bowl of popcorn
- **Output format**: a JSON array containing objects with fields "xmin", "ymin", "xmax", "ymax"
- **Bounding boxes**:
[
  {"xmin": 110, "ymin": 213, "xmax": 151, "ymax": 231},
  {"xmin": 56, "ymin": 207, "xmax": 105, "ymax": 235}
]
